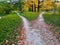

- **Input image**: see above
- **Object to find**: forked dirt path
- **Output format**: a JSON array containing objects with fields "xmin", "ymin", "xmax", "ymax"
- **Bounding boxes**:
[{"xmin": 17, "ymin": 12, "xmax": 59, "ymax": 45}]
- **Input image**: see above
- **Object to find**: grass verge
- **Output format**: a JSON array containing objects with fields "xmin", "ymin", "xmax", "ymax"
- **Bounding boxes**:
[
  {"xmin": 43, "ymin": 13, "xmax": 60, "ymax": 41},
  {"xmin": 0, "ymin": 14, "xmax": 22, "ymax": 45}
]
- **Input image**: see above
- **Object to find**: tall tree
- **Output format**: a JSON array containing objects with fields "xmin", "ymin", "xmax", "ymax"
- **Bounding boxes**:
[
  {"xmin": 18, "ymin": 0, "xmax": 23, "ymax": 12},
  {"xmin": 38, "ymin": 0, "xmax": 40, "ymax": 12}
]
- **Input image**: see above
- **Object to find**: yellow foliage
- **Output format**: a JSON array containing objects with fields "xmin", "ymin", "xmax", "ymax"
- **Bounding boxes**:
[
  {"xmin": 23, "ymin": 0, "xmax": 39, "ymax": 11},
  {"xmin": 24, "ymin": 0, "xmax": 53, "ymax": 11},
  {"xmin": 41, "ymin": 0, "xmax": 53, "ymax": 10}
]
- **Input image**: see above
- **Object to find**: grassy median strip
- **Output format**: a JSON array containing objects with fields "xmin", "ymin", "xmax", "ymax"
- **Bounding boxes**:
[{"xmin": 21, "ymin": 12, "xmax": 39, "ymax": 21}]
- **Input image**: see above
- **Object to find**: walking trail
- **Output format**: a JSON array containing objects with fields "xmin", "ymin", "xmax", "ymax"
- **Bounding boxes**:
[{"xmin": 16, "ymin": 12, "xmax": 59, "ymax": 45}]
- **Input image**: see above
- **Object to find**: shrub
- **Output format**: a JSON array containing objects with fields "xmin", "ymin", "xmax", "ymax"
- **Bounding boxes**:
[
  {"xmin": 56, "ymin": 6, "xmax": 60, "ymax": 14},
  {"xmin": 0, "ymin": 2, "xmax": 13, "ymax": 15}
]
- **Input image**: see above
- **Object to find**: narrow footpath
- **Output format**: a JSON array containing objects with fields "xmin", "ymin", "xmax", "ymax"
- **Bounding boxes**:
[{"xmin": 17, "ymin": 12, "xmax": 59, "ymax": 45}]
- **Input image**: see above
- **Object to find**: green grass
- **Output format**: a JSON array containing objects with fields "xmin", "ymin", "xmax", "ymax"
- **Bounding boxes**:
[
  {"xmin": 43, "ymin": 13, "xmax": 60, "ymax": 27},
  {"xmin": 21, "ymin": 12, "xmax": 39, "ymax": 21},
  {"xmin": 0, "ymin": 14, "xmax": 22, "ymax": 45}
]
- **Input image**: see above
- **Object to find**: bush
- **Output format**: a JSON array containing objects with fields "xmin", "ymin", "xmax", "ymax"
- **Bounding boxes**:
[
  {"xmin": 56, "ymin": 6, "xmax": 60, "ymax": 14},
  {"xmin": 0, "ymin": 2, "xmax": 5, "ymax": 15},
  {"xmin": 0, "ymin": 2, "xmax": 13, "ymax": 15}
]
